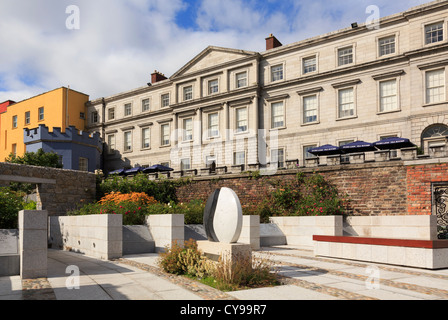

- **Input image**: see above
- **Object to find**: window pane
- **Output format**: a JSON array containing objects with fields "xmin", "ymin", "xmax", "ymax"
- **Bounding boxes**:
[
  {"xmin": 425, "ymin": 23, "xmax": 444, "ymax": 44},
  {"xmin": 303, "ymin": 95, "xmax": 318, "ymax": 123},
  {"xmin": 380, "ymin": 80, "xmax": 398, "ymax": 112},
  {"xmin": 124, "ymin": 104, "xmax": 132, "ymax": 116},
  {"xmin": 161, "ymin": 124, "xmax": 170, "ymax": 146},
  {"xmin": 181, "ymin": 159, "xmax": 191, "ymax": 170},
  {"xmin": 338, "ymin": 88, "xmax": 355, "ymax": 118},
  {"xmin": 124, "ymin": 132, "xmax": 132, "ymax": 151},
  {"xmin": 426, "ymin": 69, "xmax": 445, "ymax": 104},
  {"xmin": 303, "ymin": 56, "xmax": 316, "ymax": 74},
  {"xmin": 183, "ymin": 118, "xmax": 193, "ymax": 141},
  {"xmin": 303, "ymin": 145, "xmax": 317, "ymax": 162},
  {"xmin": 236, "ymin": 108, "xmax": 248, "ymax": 132},
  {"xmin": 271, "ymin": 102, "xmax": 284, "ymax": 128},
  {"xmin": 142, "ymin": 128, "xmax": 150, "ymax": 148},
  {"xmin": 161, "ymin": 94, "xmax": 170, "ymax": 107},
  {"xmin": 208, "ymin": 80, "xmax": 219, "ymax": 95},
  {"xmin": 271, "ymin": 65, "xmax": 283, "ymax": 81},
  {"xmin": 236, "ymin": 72, "xmax": 247, "ymax": 88},
  {"xmin": 338, "ymin": 47, "xmax": 353, "ymax": 66},
  {"xmin": 208, "ymin": 113, "xmax": 219, "ymax": 137},
  {"xmin": 12, "ymin": 116, "xmax": 17, "ymax": 128},
  {"xmin": 379, "ymin": 36, "xmax": 396, "ymax": 56},
  {"xmin": 184, "ymin": 86, "xmax": 193, "ymax": 101},
  {"xmin": 107, "ymin": 135, "xmax": 116, "ymax": 153},
  {"xmin": 39, "ymin": 108, "xmax": 44, "ymax": 121},
  {"xmin": 234, "ymin": 151, "xmax": 245, "ymax": 165},
  {"xmin": 142, "ymin": 99, "xmax": 150, "ymax": 112},
  {"xmin": 272, "ymin": 149, "xmax": 285, "ymax": 168}
]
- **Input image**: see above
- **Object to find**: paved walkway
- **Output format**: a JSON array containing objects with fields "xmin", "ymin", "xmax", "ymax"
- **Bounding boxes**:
[{"xmin": 1, "ymin": 246, "xmax": 448, "ymax": 300}]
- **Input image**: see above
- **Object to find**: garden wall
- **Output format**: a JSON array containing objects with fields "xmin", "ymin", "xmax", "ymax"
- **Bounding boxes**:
[
  {"xmin": 176, "ymin": 158, "xmax": 448, "ymax": 217},
  {"xmin": 0, "ymin": 162, "xmax": 96, "ymax": 216}
]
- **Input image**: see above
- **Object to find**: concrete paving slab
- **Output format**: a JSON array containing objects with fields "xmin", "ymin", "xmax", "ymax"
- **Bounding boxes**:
[{"xmin": 228, "ymin": 285, "xmax": 341, "ymax": 300}]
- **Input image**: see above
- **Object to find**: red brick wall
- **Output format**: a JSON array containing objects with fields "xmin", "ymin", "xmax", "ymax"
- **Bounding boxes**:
[
  {"xmin": 176, "ymin": 161, "xmax": 448, "ymax": 216},
  {"xmin": 407, "ymin": 163, "xmax": 448, "ymax": 216},
  {"xmin": 176, "ymin": 162, "xmax": 413, "ymax": 216}
]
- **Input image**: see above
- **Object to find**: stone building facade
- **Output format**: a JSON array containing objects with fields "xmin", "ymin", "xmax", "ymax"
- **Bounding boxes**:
[{"xmin": 86, "ymin": 1, "xmax": 448, "ymax": 174}]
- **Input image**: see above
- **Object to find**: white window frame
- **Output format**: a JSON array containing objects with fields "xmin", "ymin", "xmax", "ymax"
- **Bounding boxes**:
[
  {"xmin": 302, "ymin": 94, "xmax": 319, "ymax": 125},
  {"xmin": 124, "ymin": 103, "xmax": 132, "ymax": 117},
  {"xmin": 124, "ymin": 131, "xmax": 133, "ymax": 152},
  {"xmin": 271, "ymin": 64, "xmax": 284, "ymax": 82},
  {"xmin": 208, "ymin": 112, "xmax": 219, "ymax": 138},
  {"xmin": 141, "ymin": 127, "xmax": 150, "ymax": 149},
  {"xmin": 302, "ymin": 55, "xmax": 317, "ymax": 75},
  {"xmin": 91, "ymin": 111, "xmax": 98, "ymax": 124},
  {"xmin": 108, "ymin": 107, "xmax": 115, "ymax": 121},
  {"xmin": 234, "ymin": 151, "xmax": 246, "ymax": 166},
  {"xmin": 161, "ymin": 123, "xmax": 171, "ymax": 147},
  {"xmin": 180, "ymin": 158, "xmax": 191, "ymax": 171},
  {"xmin": 424, "ymin": 21, "xmax": 445, "ymax": 45},
  {"xmin": 161, "ymin": 93, "xmax": 170, "ymax": 108},
  {"xmin": 142, "ymin": 98, "xmax": 150, "ymax": 112},
  {"xmin": 235, "ymin": 107, "xmax": 248, "ymax": 133},
  {"xmin": 271, "ymin": 101, "xmax": 285, "ymax": 129},
  {"xmin": 38, "ymin": 107, "xmax": 44, "ymax": 121},
  {"xmin": 337, "ymin": 46, "xmax": 354, "ymax": 67},
  {"xmin": 183, "ymin": 85, "xmax": 193, "ymax": 101},
  {"xmin": 378, "ymin": 35, "xmax": 396, "ymax": 57},
  {"xmin": 271, "ymin": 148, "xmax": 285, "ymax": 168},
  {"xmin": 107, "ymin": 134, "xmax": 116, "ymax": 154},
  {"xmin": 378, "ymin": 79, "xmax": 399, "ymax": 113},
  {"xmin": 25, "ymin": 111, "xmax": 30, "ymax": 125},
  {"xmin": 208, "ymin": 79, "xmax": 219, "ymax": 95},
  {"xmin": 12, "ymin": 115, "xmax": 17, "ymax": 128},
  {"xmin": 236, "ymin": 71, "xmax": 248, "ymax": 89},
  {"xmin": 337, "ymin": 87, "xmax": 356, "ymax": 120},
  {"xmin": 183, "ymin": 118, "xmax": 193, "ymax": 142},
  {"xmin": 425, "ymin": 68, "xmax": 446, "ymax": 105}
]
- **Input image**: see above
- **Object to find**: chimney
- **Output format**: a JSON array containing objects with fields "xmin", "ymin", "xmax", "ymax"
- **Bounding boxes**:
[
  {"xmin": 151, "ymin": 70, "xmax": 167, "ymax": 84},
  {"xmin": 265, "ymin": 34, "xmax": 282, "ymax": 50}
]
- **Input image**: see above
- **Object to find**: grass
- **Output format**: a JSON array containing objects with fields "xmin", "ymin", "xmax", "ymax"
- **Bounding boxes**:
[{"xmin": 158, "ymin": 240, "xmax": 280, "ymax": 292}]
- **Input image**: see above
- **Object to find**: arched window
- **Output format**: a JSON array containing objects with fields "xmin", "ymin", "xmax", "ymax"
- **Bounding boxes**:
[{"xmin": 421, "ymin": 124, "xmax": 448, "ymax": 154}]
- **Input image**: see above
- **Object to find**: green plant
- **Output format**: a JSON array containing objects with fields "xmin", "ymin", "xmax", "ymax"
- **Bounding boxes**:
[
  {"xmin": 0, "ymin": 187, "xmax": 37, "ymax": 229},
  {"xmin": 6, "ymin": 148, "xmax": 62, "ymax": 168}
]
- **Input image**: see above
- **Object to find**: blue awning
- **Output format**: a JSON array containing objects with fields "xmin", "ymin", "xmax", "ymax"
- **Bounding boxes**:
[
  {"xmin": 340, "ymin": 141, "xmax": 377, "ymax": 153},
  {"xmin": 373, "ymin": 137, "xmax": 414, "ymax": 150},
  {"xmin": 309, "ymin": 144, "xmax": 342, "ymax": 156},
  {"xmin": 124, "ymin": 167, "xmax": 145, "ymax": 175},
  {"xmin": 143, "ymin": 164, "xmax": 174, "ymax": 173},
  {"xmin": 109, "ymin": 169, "xmax": 125, "ymax": 175}
]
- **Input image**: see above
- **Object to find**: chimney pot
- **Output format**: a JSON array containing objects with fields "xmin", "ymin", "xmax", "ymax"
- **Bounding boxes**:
[
  {"xmin": 266, "ymin": 34, "xmax": 282, "ymax": 50},
  {"xmin": 151, "ymin": 71, "xmax": 168, "ymax": 84}
]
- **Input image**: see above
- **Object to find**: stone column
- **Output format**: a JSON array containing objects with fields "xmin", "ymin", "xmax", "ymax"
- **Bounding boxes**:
[{"xmin": 19, "ymin": 210, "xmax": 48, "ymax": 279}]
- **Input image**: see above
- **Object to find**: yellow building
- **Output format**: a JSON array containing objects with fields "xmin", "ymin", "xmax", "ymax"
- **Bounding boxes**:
[{"xmin": 0, "ymin": 87, "xmax": 89, "ymax": 161}]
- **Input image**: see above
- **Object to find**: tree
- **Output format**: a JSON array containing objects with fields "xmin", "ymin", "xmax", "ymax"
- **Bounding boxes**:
[{"xmin": 6, "ymin": 149, "xmax": 63, "ymax": 168}]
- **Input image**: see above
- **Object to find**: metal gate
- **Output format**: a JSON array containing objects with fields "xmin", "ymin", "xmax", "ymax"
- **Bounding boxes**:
[{"xmin": 433, "ymin": 184, "xmax": 448, "ymax": 238}]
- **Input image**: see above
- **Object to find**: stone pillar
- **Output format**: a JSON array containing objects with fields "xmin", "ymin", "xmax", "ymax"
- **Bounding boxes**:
[
  {"xmin": 19, "ymin": 210, "xmax": 48, "ymax": 279},
  {"xmin": 146, "ymin": 214, "xmax": 184, "ymax": 252},
  {"xmin": 239, "ymin": 215, "xmax": 260, "ymax": 250}
]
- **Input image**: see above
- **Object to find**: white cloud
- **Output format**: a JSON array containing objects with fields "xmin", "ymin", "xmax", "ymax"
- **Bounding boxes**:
[{"xmin": 0, "ymin": 0, "xmax": 434, "ymax": 103}]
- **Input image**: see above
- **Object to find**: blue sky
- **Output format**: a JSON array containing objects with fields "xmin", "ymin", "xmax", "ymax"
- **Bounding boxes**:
[{"xmin": 0, "ymin": 0, "xmax": 431, "ymax": 102}]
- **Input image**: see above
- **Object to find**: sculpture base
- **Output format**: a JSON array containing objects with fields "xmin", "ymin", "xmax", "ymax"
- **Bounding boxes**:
[{"xmin": 197, "ymin": 241, "xmax": 252, "ymax": 263}]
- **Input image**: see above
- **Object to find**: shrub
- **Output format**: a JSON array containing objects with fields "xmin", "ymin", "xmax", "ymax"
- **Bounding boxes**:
[
  {"xmin": 0, "ymin": 187, "xmax": 36, "ymax": 229},
  {"xmin": 6, "ymin": 148, "xmax": 62, "ymax": 168},
  {"xmin": 158, "ymin": 239, "xmax": 279, "ymax": 291},
  {"xmin": 257, "ymin": 172, "xmax": 350, "ymax": 219}
]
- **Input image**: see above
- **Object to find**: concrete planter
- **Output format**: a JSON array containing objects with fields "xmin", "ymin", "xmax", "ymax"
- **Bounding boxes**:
[{"xmin": 269, "ymin": 216, "xmax": 343, "ymax": 249}]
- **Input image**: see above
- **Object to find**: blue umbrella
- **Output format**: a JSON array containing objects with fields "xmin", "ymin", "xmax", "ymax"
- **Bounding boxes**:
[
  {"xmin": 340, "ymin": 141, "xmax": 377, "ymax": 153},
  {"xmin": 143, "ymin": 164, "xmax": 174, "ymax": 173},
  {"xmin": 309, "ymin": 144, "xmax": 342, "ymax": 156},
  {"xmin": 109, "ymin": 168, "xmax": 125, "ymax": 175},
  {"xmin": 373, "ymin": 137, "xmax": 414, "ymax": 150},
  {"xmin": 124, "ymin": 167, "xmax": 145, "ymax": 175}
]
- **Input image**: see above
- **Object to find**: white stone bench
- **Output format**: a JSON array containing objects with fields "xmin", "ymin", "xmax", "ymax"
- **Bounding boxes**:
[{"xmin": 313, "ymin": 235, "xmax": 448, "ymax": 270}]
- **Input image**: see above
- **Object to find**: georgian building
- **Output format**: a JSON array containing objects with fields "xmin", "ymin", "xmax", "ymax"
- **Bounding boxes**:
[{"xmin": 87, "ymin": 0, "xmax": 448, "ymax": 174}]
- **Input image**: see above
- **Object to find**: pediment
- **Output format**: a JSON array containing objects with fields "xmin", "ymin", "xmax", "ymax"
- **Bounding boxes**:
[{"xmin": 171, "ymin": 46, "xmax": 258, "ymax": 79}]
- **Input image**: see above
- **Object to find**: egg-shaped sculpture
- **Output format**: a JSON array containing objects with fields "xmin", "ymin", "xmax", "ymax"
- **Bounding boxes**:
[{"xmin": 203, "ymin": 188, "xmax": 243, "ymax": 244}]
